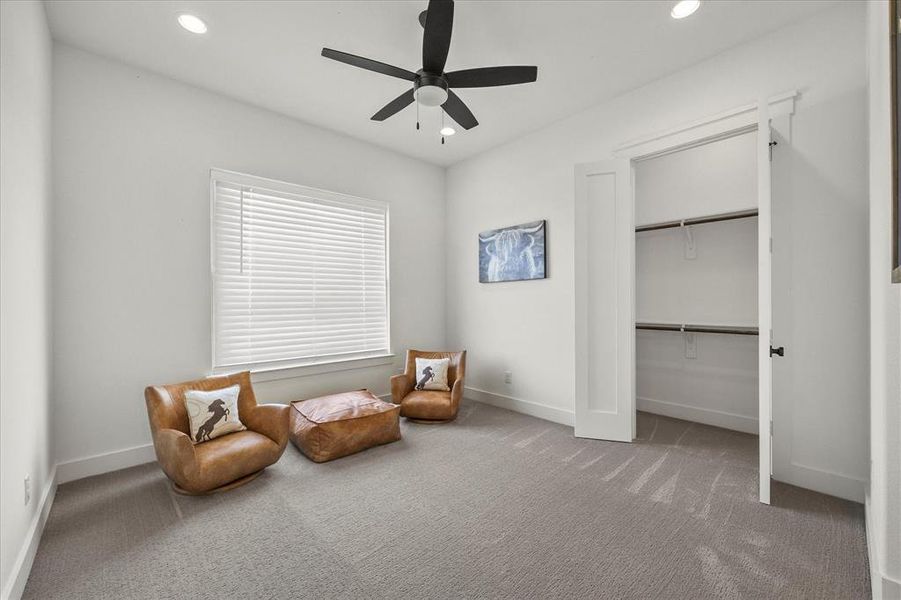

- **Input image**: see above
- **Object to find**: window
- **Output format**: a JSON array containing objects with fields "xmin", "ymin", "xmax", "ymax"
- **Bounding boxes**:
[{"xmin": 211, "ymin": 169, "xmax": 389, "ymax": 373}]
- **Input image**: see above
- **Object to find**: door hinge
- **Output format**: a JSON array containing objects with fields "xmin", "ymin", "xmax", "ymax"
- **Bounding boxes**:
[
  {"xmin": 770, "ymin": 420, "xmax": 774, "ymax": 436},
  {"xmin": 768, "ymin": 140, "xmax": 777, "ymax": 161}
]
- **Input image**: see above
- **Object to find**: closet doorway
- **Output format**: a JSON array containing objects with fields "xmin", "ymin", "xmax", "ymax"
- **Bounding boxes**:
[{"xmin": 574, "ymin": 94, "xmax": 795, "ymax": 504}]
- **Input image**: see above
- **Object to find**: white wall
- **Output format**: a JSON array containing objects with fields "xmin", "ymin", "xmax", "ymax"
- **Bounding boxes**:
[
  {"xmin": 0, "ymin": 1, "xmax": 54, "ymax": 597},
  {"xmin": 636, "ymin": 220, "xmax": 758, "ymax": 326},
  {"xmin": 634, "ymin": 131, "xmax": 758, "ymax": 226},
  {"xmin": 446, "ymin": 2, "xmax": 869, "ymax": 501},
  {"xmin": 866, "ymin": 2, "xmax": 901, "ymax": 597},
  {"xmin": 51, "ymin": 45, "xmax": 445, "ymax": 472}
]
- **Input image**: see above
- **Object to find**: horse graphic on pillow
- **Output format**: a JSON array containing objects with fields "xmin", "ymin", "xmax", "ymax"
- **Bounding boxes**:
[
  {"xmin": 416, "ymin": 366, "xmax": 435, "ymax": 390},
  {"xmin": 195, "ymin": 398, "xmax": 231, "ymax": 442}
]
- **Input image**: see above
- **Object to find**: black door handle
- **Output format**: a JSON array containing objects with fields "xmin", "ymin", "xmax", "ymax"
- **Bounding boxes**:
[{"xmin": 770, "ymin": 346, "xmax": 785, "ymax": 357}]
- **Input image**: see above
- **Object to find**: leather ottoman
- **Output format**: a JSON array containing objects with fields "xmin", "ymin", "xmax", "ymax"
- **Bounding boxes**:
[{"xmin": 289, "ymin": 390, "xmax": 401, "ymax": 462}]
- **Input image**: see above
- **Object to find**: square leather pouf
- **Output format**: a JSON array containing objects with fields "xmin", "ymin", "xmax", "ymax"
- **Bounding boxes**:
[{"xmin": 289, "ymin": 390, "xmax": 401, "ymax": 463}]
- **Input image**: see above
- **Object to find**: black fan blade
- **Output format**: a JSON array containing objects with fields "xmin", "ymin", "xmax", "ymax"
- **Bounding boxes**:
[
  {"xmin": 422, "ymin": 0, "xmax": 454, "ymax": 74},
  {"xmin": 321, "ymin": 48, "xmax": 416, "ymax": 81},
  {"xmin": 371, "ymin": 89, "xmax": 415, "ymax": 121},
  {"xmin": 442, "ymin": 90, "xmax": 478, "ymax": 130},
  {"xmin": 445, "ymin": 66, "xmax": 538, "ymax": 88}
]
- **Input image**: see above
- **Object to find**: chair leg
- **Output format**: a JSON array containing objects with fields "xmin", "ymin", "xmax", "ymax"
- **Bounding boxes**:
[{"xmin": 171, "ymin": 469, "xmax": 264, "ymax": 496}]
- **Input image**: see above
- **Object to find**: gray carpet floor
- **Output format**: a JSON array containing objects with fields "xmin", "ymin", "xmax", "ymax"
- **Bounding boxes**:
[{"xmin": 24, "ymin": 401, "xmax": 869, "ymax": 599}]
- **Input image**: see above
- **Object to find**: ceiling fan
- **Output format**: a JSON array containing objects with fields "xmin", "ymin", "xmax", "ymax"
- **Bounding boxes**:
[{"xmin": 321, "ymin": 0, "xmax": 538, "ymax": 133}]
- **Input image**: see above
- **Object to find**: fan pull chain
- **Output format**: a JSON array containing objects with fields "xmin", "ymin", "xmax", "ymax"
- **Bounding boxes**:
[
  {"xmin": 415, "ymin": 87, "xmax": 420, "ymax": 131},
  {"xmin": 441, "ymin": 110, "xmax": 445, "ymax": 144}
]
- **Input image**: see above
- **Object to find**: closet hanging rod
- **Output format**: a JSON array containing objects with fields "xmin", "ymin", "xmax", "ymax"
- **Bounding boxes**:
[
  {"xmin": 635, "ymin": 209, "xmax": 759, "ymax": 233},
  {"xmin": 635, "ymin": 322, "xmax": 759, "ymax": 336}
]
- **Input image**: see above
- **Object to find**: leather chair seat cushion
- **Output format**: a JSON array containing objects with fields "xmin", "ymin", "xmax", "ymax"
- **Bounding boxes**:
[
  {"xmin": 188, "ymin": 430, "xmax": 282, "ymax": 493},
  {"xmin": 399, "ymin": 390, "xmax": 455, "ymax": 420},
  {"xmin": 289, "ymin": 390, "xmax": 401, "ymax": 463}
]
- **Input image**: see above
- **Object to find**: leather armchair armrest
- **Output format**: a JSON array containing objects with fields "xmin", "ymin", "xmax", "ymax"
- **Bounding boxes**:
[
  {"xmin": 154, "ymin": 428, "xmax": 198, "ymax": 484},
  {"xmin": 451, "ymin": 377, "xmax": 465, "ymax": 409},
  {"xmin": 242, "ymin": 403, "xmax": 290, "ymax": 450},
  {"xmin": 391, "ymin": 373, "xmax": 414, "ymax": 404}
]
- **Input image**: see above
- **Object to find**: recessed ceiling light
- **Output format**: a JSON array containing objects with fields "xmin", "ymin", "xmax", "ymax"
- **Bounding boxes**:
[
  {"xmin": 671, "ymin": 0, "xmax": 700, "ymax": 19},
  {"xmin": 440, "ymin": 126, "xmax": 456, "ymax": 136},
  {"xmin": 177, "ymin": 14, "xmax": 207, "ymax": 34}
]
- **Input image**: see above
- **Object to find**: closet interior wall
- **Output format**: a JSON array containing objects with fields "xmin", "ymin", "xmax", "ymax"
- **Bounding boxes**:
[{"xmin": 634, "ymin": 131, "xmax": 759, "ymax": 434}]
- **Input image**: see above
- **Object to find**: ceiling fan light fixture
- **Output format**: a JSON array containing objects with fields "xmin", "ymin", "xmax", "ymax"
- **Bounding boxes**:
[
  {"xmin": 177, "ymin": 14, "xmax": 208, "ymax": 34},
  {"xmin": 671, "ymin": 0, "xmax": 700, "ymax": 19},
  {"xmin": 417, "ymin": 85, "xmax": 449, "ymax": 107},
  {"xmin": 321, "ymin": 0, "xmax": 537, "ymax": 131},
  {"xmin": 440, "ymin": 126, "xmax": 456, "ymax": 136}
]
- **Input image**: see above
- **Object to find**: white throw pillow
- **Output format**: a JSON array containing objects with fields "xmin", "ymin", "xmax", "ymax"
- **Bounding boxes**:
[
  {"xmin": 184, "ymin": 384, "xmax": 246, "ymax": 444},
  {"xmin": 414, "ymin": 357, "xmax": 450, "ymax": 391}
]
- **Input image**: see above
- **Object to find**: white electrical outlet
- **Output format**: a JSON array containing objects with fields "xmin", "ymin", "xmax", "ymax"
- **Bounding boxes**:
[
  {"xmin": 24, "ymin": 475, "xmax": 31, "ymax": 505},
  {"xmin": 504, "ymin": 371, "xmax": 512, "ymax": 384},
  {"xmin": 684, "ymin": 333, "xmax": 698, "ymax": 359}
]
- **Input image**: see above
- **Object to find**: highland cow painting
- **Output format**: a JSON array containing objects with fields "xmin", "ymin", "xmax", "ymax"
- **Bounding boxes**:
[{"xmin": 478, "ymin": 220, "xmax": 546, "ymax": 283}]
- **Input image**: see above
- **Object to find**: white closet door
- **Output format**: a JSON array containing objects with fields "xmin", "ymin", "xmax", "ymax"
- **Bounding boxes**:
[
  {"xmin": 758, "ymin": 101, "xmax": 773, "ymax": 505},
  {"xmin": 574, "ymin": 159, "xmax": 635, "ymax": 442}
]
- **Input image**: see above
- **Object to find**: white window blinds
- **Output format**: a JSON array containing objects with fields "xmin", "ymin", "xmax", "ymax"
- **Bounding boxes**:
[{"xmin": 211, "ymin": 169, "xmax": 389, "ymax": 371}]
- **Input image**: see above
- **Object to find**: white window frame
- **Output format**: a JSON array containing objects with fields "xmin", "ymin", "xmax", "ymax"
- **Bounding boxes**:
[{"xmin": 209, "ymin": 168, "xmax": 392, "ymax": 380}]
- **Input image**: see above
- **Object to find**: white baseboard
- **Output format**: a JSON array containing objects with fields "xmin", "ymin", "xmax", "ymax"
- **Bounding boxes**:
[
  {"xmin": 1, "ymin": 467, "xmax": 57, "ymax": 600},
  {"xmin": 637, "ymin": 396, "xmax": 757, "ymax": 434},
  {"xmin": 884, "ymin": 575, "xmax": 901, "ymax": 599},
  {"xmin": 56, "ymin": 443, "xmax": 156, "ymax": 485},
  {"xmin": 773, "ymin": 459, "xmax": 866, "ymax": 504},
  {"xmin": 465, "ymin": 386, "xmax": 574, "ymax": 427},
  {"xmin": 865, "ymin": 491, "xmax": 901, "ymax": 600}
]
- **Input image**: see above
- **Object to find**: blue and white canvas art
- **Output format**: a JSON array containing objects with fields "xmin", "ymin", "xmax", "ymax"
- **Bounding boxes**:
[{"xmin": 478, "ymin": 220, "xmax": 546, "ymax": 283}]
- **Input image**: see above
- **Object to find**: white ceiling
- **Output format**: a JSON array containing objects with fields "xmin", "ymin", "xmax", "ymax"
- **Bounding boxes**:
[{"xmin": 44, "ymin": 0, "xmax": 836, "ymax": 166}]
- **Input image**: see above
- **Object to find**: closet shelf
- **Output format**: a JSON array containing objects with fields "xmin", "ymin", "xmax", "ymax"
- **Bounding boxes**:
[
  {"xmin": 635, "ymin": 322, "xmax": 759, "ymax": 336},
  {"xmin": 635, "ymin": 209, "xmax": 758, "ymax": 233}
]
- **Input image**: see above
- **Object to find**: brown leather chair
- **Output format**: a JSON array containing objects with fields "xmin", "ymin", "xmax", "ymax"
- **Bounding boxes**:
[
  {"xmin": 145, "ymin": 371, "xmax": 289, "ymax": 494},
  {"xmin": 391, "ymin": 350, "xmax": 466, "ymax": 422}
]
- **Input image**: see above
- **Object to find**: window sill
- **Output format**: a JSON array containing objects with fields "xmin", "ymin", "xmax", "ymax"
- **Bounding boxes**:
[{"xmin": 213, "ymin": 353, "xmax": 397, "ymax": 383}]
